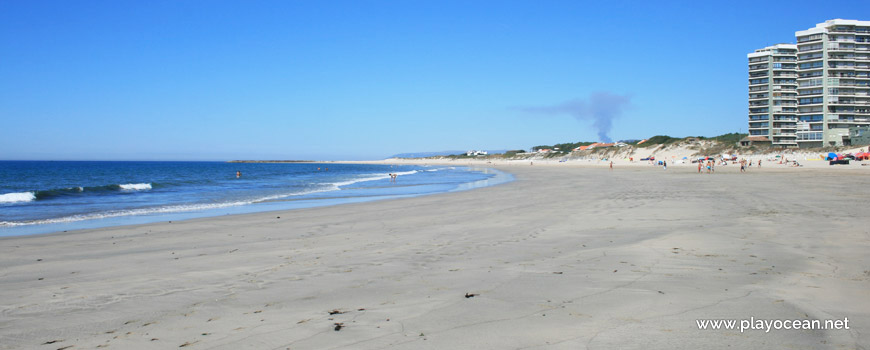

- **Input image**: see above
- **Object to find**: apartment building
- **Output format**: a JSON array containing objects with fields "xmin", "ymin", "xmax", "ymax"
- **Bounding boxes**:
[
  {"xmin": 749, "ymin": 19, "xmax": 870, "ymax": 148},
  {"xmin": 747, "ymin": 44, "xmax": 798, "ymax": 147}
]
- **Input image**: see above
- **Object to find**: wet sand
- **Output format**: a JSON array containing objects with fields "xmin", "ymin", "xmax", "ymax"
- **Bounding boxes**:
[{"xmin": 1, "ymin": 165, "xmax": 868, "ymax": 349}]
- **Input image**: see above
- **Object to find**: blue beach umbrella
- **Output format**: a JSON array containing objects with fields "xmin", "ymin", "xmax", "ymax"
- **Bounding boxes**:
[{"xmin": 827, "ymin": 152, "xmax": 838, "ymax": 160}]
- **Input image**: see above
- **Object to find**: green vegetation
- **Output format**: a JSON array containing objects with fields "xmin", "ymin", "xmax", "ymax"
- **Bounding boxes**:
[
  {"xmin": 432, "ymin": 133, "xmax": 752, "ymax": 160},
  {"xmin": 709, "ymin": 132, "xmax": 748, "ymax": 143},
  {"xmin": 636, "ymin": 135, "xmax": 682, "ymax": 147},
  {"xmin": 532, "ymin": 141, "xmax": 596, "ymax": 152},
  {"xmin": 633, "ymin": 133, "xmax": 748, "ymax": 148}
]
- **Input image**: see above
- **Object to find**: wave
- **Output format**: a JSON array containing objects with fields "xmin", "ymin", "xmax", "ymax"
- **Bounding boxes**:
[
  {"xmin": 4, "ymin": 183, "xmax": 155, "ymax": 202},
  {"xmin": 0, "ymin": 170, "xmax": 432, "ymax": 227},
  {"xmin": 0, "ymin": 201, "xmax": 252, "ymax": 227},
  {"xmin": 329, "ymin": 170, "xmax": 418, "ymax": 189},
  {"xmin": 0, "ymin": 185, "xmax": 339, "ymax": 227},
  {"xmin": 119, "ymin": 183, "xmax": 152, "ymax": 191},
  {"xmin": 0, "ymin": 192, "xmax": 37, "ymax": 203}
]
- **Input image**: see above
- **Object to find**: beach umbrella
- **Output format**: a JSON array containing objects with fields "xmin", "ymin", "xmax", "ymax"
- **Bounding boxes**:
[
  {"xmin": 827, "ymin": 152, "xmax": 838, "ymax": 160},
  {"xmin": 682, "ymin": 156, "xmax": 687, "ymax": 159}
]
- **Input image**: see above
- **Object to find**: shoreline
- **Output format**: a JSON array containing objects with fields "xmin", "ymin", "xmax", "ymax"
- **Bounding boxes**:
[
  {"xmin": 0, "ymin": 164, "xmax": 510, "ymax": 238},
  {"xmin": 1, "ymin": 165, "xmax": 868, "ymax": 348}
]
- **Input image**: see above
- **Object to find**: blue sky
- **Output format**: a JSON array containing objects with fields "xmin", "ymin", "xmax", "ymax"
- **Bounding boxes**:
[{"xmin": 2, "ymin": 1, "xmax": 868, "ymax": 160}]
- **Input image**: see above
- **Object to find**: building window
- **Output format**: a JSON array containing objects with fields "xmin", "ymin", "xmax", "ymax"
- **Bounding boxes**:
[{"xmin": 799, "ymin": 97, "xmax": 823, "ymax": 105}]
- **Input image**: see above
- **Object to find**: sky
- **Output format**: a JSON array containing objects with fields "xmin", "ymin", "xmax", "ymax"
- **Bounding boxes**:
[{"xmin": 2, "ymin": 0, "xmax": 869, "ymax": 160}]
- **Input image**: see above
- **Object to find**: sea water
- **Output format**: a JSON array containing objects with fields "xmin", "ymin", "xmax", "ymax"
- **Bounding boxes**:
[{"xmin": 0, "ymin": 161, "xmax": 510, "ymax": 236}]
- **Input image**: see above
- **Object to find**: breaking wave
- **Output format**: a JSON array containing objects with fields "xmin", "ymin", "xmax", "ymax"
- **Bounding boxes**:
[{"xmin": 0, "ymin": 192, "xmax": 37, "ymax": 203}]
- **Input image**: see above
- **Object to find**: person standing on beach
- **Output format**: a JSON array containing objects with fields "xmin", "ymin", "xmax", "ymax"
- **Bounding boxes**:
[
  {"xmin": 663, "ymin": 160, "xmax": 667, "ymax": 170},
  {"xmin": 610, "ymin": 161, "xmax": 613, "ymax": 170},
  {"xmin": 758, "ymin": 159, "xmax": 762, "ymax": 168},
  {"xmin": 740, "ymin": 160, "xmax": 746, "ymax": 173},
  {"xmin": 698, "ymin": 162, "xmax": 702, "ymax": 173}
]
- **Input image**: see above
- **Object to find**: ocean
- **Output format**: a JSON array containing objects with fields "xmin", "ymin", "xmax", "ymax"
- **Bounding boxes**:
[{"xmin": 0, "ymin": 161, "xmax": 510, "ymax": 236}]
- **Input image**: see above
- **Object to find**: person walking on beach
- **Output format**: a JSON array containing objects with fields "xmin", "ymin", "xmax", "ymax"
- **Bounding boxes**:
[
  {"xmin": 758, "ymin": 159, "xmax": 762, "ymax": 168},
  {"xmin": 610, "ymin": 161, "xmax": 613, "ymax": 170},
  {"xmin": 663, "ymin": 160, "xmax": 667, "ymax": 170},
  {"xmin": 740, "ymin": 160, "xmax": 746, "ymax": 173},
  {"xmin": 698, "ymin": 162, "xmax": 702, "ymax": 173}
]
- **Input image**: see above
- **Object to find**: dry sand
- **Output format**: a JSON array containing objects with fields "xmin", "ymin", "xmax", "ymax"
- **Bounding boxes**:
[{"xmin": 1, "ymin": 165, "xmax": 869, "ymax": 349}]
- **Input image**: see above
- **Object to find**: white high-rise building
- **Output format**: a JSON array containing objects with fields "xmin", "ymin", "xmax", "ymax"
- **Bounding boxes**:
[
  {"xmin": 747, "ymin": 44, "xmax": 798, "ymax": 147},
  {"xmin": 795, "ymin": 19, "xmax": 870, "ymax": 147},
  {"xmin": 749, "ymin": 19, "xmax": 870, "ymax": 148}
]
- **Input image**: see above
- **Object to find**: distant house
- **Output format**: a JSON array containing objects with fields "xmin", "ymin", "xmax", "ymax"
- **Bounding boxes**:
[
  {"xmin": 574, "ymin": 145, "xmax": 591, "ymax": 151},
  {"xmin": 466, "ymin": 150, "xmax": 488, "ymax": 156},
  {"xmin": 739, "ymin": 136, "xmax": 772, "ymax": 147},
  {"xmin": 537, "ymin": 149, "xmax": 552, "ymax": 153},
  {"xmin": 589, "ymin": 143, "xmax": 614, "ymax": 149}
]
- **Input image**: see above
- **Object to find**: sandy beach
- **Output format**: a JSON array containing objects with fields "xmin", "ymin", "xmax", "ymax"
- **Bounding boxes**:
[{"xmin": 2, "ymin": 164, "xmax": 869, "ymax": 349}]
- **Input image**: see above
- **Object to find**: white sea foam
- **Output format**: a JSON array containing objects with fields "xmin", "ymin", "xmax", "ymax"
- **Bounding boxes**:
[
  {"xmin": 0, "ymin": 170, "xmax": 431, "ymax": 228},
  {"xmin": 0, "ymin": 201, "xmax": 252, "ymax": 227},
  {"xmin": 0, "ymin": 187, "xmax": 335, "ymax": 227},
  {"xmin": 119, "ymin": 183, "xmax": 152, "ymax": 191},
  {"xmin": 253, "ymin": 187, "xmax": 335, "ymax": 202},
  {"xmin": 330, "ymin": 170, "xmax": 419, "ymax": 189},
  {"xmin": 0, "ymin": 192, "xmax": 36, "ymax": 203}
]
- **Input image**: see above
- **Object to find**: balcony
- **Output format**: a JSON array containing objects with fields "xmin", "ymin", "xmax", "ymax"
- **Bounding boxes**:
[{"xmin": 829, "ymin": 46, "xmax": 855, "ymax": 52}]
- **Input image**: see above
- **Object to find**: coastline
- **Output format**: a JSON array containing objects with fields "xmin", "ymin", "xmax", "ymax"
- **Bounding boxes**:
[
  {"xmin": 1, "ymin": 165, "xmax": 868, "ymax": 349},
  {"xmin": 0, "ymin": 164, "xmax": 509, "ymax": 237}
]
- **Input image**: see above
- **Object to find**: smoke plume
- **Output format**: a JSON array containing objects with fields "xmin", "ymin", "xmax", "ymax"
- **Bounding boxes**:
[{"xmin": 518, "ymin": 92, "xmax": 632, "ymax": 143}]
